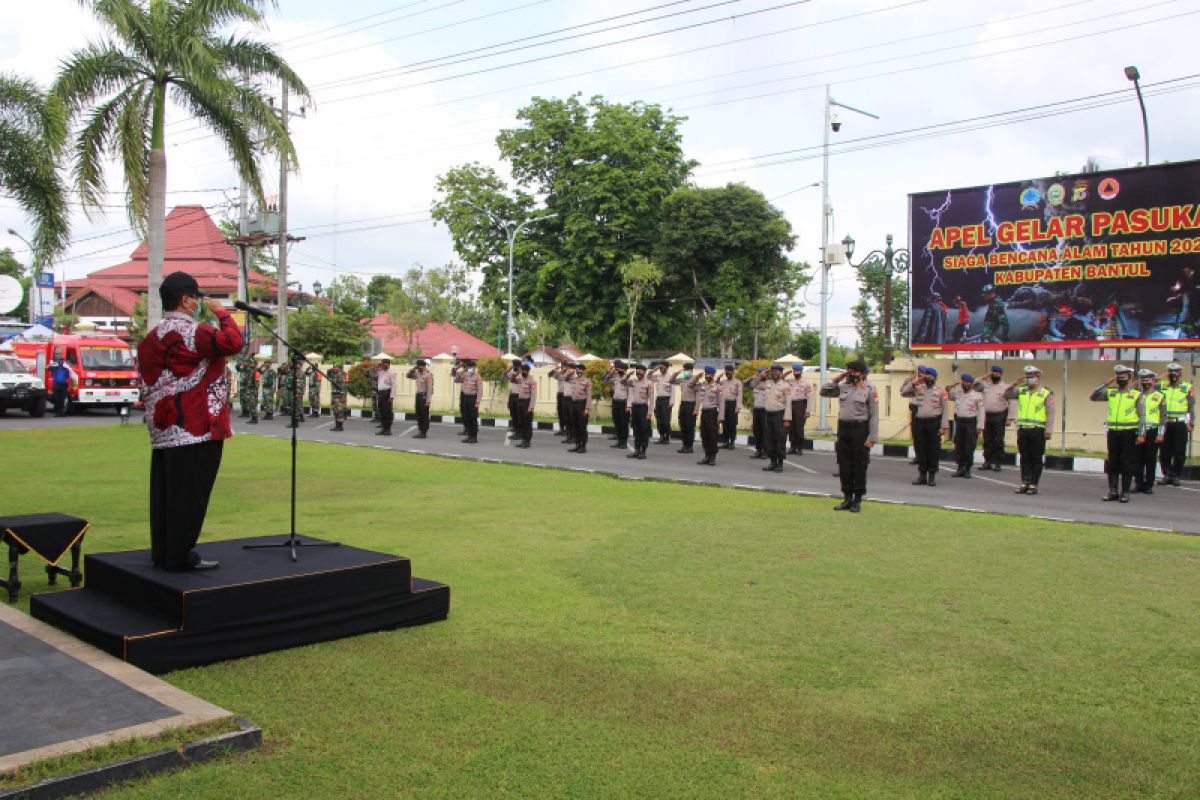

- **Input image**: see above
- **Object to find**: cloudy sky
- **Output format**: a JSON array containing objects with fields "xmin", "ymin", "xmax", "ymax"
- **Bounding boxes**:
[{"xmin": 2, "ymin": 0, "xmax": 1198, "ymax": 343}]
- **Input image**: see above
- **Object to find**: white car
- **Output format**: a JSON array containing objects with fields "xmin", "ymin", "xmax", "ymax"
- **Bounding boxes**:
[{"xmin": 0, "ymin": 354, "xmax": 48, "ymax": 417}]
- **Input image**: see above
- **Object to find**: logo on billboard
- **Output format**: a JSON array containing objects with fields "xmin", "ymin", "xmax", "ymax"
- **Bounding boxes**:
[
  {"xmin": 1071, "ymin": 180, "xmax": 1088, "ymax": 202},
  {"xmin": 35, "ymin": 272, "xmax": 54, "ymax": 289},
  {"xmin": 1046, "ymin": 183, "xmax": 1065, "ymax": 206},
  {"xmin": 1098, "ymin": 177, "xmax": 1120, "ymax": 200},
  {"xmin": 1018, "ymin": 187, "xmax": 1041, "ymax": 209}
]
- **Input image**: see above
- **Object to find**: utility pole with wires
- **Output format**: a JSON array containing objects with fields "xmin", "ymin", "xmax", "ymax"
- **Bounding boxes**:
[{"xmin": 276, "ymin": 80, "xmax": 305, "ymax": 342}]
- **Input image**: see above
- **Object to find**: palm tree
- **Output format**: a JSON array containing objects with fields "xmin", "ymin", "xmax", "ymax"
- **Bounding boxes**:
[
  {"xmin": 0, "ymin": 74, "xmax": 69, "ymax": 263},
  {"xmin": 53, "ymin": 0, "xmax": 310, "ymax": 327}
]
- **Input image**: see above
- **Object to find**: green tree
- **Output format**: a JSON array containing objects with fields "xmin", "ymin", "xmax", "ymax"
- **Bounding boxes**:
[
  {"xmin": 433, "ymin": 95, "xmax": 695, "ymax": 353},
  {"xmin": 0, "ymin": 74, "xmax": 69, "ymax": 263},
  {"xmin": 366, "ymin": 275, "xmax": 402, "ymax": 314},
  {"xmin": 620, "ymin": 255, "xmax": 663, "ymax": 359},
  {"xmin": 656, "ymin": 184, "xmax": 802, "ymax": 358},
  {"xmin": 383, "ymin": 267, "xmax": 453, "ymax": 359},
  {"xmin": 288, "ymin": 304, "xmax": 370, "ymax": 360},
  {"xmin": 851, "ymin": 257, "xmax": 909, "ymax": 366},
  {"xmin": 54, "ymin": 0, "xmax": 309, "ymax": 329},
  {"xmin": 323, "ymin": 275, "xmax": 370, "ymax": 319}
]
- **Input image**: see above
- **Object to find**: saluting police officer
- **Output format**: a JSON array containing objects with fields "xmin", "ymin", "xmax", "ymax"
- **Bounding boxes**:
[
  {"xmin": 406, "ymin": 359, "xmax": 434, "ymax": 439},
  {"xmin": 761, "ymin": 364, "xmax": 792, "ymax": 472},
  {"xmin": 672, "ymin": 363, "xmax": 699, "ymax": 454},
  {"xmin": 748, "ymin": 368, "xmax": 768, "ymax": 460},
  {"xmin": 624, "ymin": 363, "xmax": 654, "ymax": 459},
  {"xmin": 947, "ymin": 373, "xmax": 985, "ymax": 478},
  {"xmin": 567, "ymin": 362, "xmax": 593, "ymax": 454},
  {"xmin": 1158, "ymin": 362, "xmax": 1194, "ymax": 486},
  {"xmin": 718, "ymin": 364, "xmax": 742, "ymax": 449},
  {"xmin": 651, "ymin": 362, "xmax": 674, "ymax": 444},
  {"xmin": 453, "ymin": 359, "xmax": 483, "ymax": 443},
  {"xmin": 502, "ymin": 358, "xmax": 523, "ymax": 441},
  {"xmin": 975, "ymin": 365, "xmax": 1014, "ymax": 471},
  {"xmin": 695, "ymin": 366, "xmax": 723, "ymax": 465},
  {"xmin": 1135, "ymin": 368, "xmax": 1164, "ymax": 494},
  {"xmin": 822, "ymin": 360, "xmax": 878, "ymax": 513},
  {"xmin": 901, "ymin": 366, "xmax": 949, "ymax": 487},
  {"xmin": 787, "ymin": 364, "xmax": 810, "ymax": 455},
  {"xmin": 1004, "ymin": 365, "xmax": 1055, "ymax": 495},
  {"xmin": 1090, "ymin": 364, "xmax": 1146, "ymax": 503}
]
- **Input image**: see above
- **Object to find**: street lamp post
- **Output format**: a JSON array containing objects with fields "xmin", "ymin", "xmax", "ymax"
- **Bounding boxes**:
[
  {"xmin": 462, "ymin": 200, "xmax": 557, "ymax": 354},
  {"xmin": 817, "ymin": 85, "xmax": 878, "ymax": 431},
  {"xmin": 7, "ymin": 229, "xmax": 39, "ymax": 325},
  {"xmin": 1124, "ymin": 66, "xmax": 1150, "ymax": 165},
  {"xmin": 842, "ymin": 233, "xmax": 911, "ymax": 365}
]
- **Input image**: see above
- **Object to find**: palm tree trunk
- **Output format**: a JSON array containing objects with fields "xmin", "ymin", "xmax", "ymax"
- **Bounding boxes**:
[
  {"xmin": 147, "ymin": 148, "xmax": 166, "ymax": 328},
  {"xmin": 146, "ymin": 83, "xmax": 167, "ymax": 329}
]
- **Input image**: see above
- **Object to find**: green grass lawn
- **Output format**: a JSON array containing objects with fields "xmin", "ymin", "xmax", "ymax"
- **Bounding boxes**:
[{"xmin": 2, "ymin": 426, "xmax": 1199, "ymax": 799}]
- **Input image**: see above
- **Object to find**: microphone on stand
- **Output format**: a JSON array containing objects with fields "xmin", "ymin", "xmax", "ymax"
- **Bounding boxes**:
[{"xmin": 234, "ymin": 300, "xmax": 274, "ymax": 319}]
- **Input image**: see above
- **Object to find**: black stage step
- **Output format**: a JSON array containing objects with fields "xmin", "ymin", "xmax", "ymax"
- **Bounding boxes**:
[{"xmin": 31, "ymin": 536, "xmax": 450, "ymax": 673}]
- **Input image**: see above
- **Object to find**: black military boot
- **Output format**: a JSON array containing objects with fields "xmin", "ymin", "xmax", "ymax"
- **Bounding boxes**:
[
  {"xmin": 762, "ymin": 460, "xmax": 776, "ymax": 472},
  {"xmin": 677, "ymin": 446, "xmax": 693, "ymax": 454},
  {"xmin": 611, "ymin": 440, "xmax": 624, "ymax": 448},
  {"xmin": 927, "ymin": 471, "xmax": 937, "ymax": 487},
  {"xmin": 963, "ymin": 464, "xmax": 972, "ymax": 479},
  {"xmin": 834, "ymin": 495, "xmax": 853, "ymax": 511},
  {"xmin": 1119, "ymin": 475, "xmax": 1132, "ymax": 503},
  {"xmin": 636, "ymin": 447, "xmax": 647, "ymax": 460},
  {"xmin": 247, "ymin": 416, "xmax": 258, "ymax": 425},
  {"xmin": 953, "ymin": 464, "xmax": 966, "ymax": 478},
  {"xmin": 772, "ymin": 460, "xmax": 784, "ymax": 473},
  {"xmin": 912, "ymin": 472, "xmax": 928, "ymax": 486},
  {"xmin": 265, "ymin": 413, "xmax": 274, "ymax": 421},
  {"xmin": 333, "ymin": 422, "xmax": 343, "ymax": 431},
  {"xmin": 627, "ymin": 449, "xmax": 640, "ymax": 459},
  {"xmin": 576, "ymin": 443, "xmax": 587, "ymax": 454},
  {"xmin": 849, "ymin": 495, "xmax": 863, "ymax": 513},
  {"xmin": 1103, "ymin": 475, "xmax": 1120, "ymax": 502}
]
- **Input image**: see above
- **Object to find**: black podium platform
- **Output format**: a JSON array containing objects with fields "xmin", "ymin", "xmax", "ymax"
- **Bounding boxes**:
[{"xmin": 30, "ymin": 536, "xmax": 450, "ymax": 673}]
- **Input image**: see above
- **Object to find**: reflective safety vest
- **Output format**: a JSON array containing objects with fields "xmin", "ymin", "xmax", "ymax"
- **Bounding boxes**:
[
  {"xmin": 1105, "ymin": 388, "xmax": 1141, "ymax": 430},
  {"xmin": 1162, "ymin": 381, "xmax": 1192, "ymax": 420},
  {"xmin": 1016, "ymin": 387, "xmax": 1050, "ymax": 427},
  {"xmin": 1143, "ymin": 390, "xmax": 1164, "ymax": 426}
]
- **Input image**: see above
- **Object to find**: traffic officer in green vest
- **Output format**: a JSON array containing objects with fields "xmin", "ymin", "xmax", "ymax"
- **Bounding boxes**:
[
  {"xmin": 1090, "ymin": 365, "xmax": 1146, "ymax": 503},
  {"xmin": 1135, "ymin": 368, "xmax": 1165, "ymax": 494},
  {"xmin": 1157, "ymin": 362, "xmax": 1194, "ymax": 486},
  {"xmin": 1003, "ymin": 365, "xmax": 1055, "ymax": 495}
]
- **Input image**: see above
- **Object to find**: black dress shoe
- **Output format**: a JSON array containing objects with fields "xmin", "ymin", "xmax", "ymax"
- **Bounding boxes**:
[
  {"xmin": 611, "ymin": 442, "xmax": 625, "ymax": 448},
  {"xmin": 677, "ymin": 447, "xmax": 693, "ymax": 454},
  {"xmin": 834, "ymin": 496, "xmax": 853, "ymax": 511},
  {"xmin": 376, "ymin": 430, "xmax": 392, "ymax": 436},
  {"xmin": 247, "ymin": 418, "xmax": 258, "ymax": 425},
  {"xmin": 628, "ymin": 451, "xmax": 640, "ymax": 459}
]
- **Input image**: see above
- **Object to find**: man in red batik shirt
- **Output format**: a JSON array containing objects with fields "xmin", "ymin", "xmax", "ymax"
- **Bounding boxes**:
[{"xmin": 138, "ymin": 272, "xmax": 243, "ymax": 571}]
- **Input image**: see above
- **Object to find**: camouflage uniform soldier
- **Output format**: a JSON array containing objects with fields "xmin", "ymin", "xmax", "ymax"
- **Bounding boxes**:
[
  {"xmin": 328, "ymin": 363, "xmax": 349, "ymax": 431},
  {"xmin": 258, "ymin": 362, "xmax": 276, "ymax": 421},
  {"xmin": 236, "ymin": 358, "xmax": 253, "ymax": 418},
  {"xmin": 244, "ymin": 358, "xmax": 260, "ymax": 424},
  {"xmin": 305, "ymin": 362, "xmax": 321, "ymax": 417},
  {"xmin": 280, "ymin": 363, "xmax": 299, "ymax": 425},
  {"xmin": 294, "ymin": 366, "xmax": 308, "ymax": 419},
  {"xmin": 275, "ymin": 362, "xmax": 289, "ymax": 414}
]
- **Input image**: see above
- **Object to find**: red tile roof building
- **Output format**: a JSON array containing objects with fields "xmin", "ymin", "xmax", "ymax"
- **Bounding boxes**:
[
  {"xmin": 62, "ymin": 205, "xmax": 277, "ymax": 330},
  {"xmin": 366, "ymin": 315, "xmax": 497, "ymax": 360}
]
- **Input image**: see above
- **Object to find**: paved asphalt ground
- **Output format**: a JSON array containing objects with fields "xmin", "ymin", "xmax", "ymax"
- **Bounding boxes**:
[{"xmin": 4, "ymin": 409, "xmax": 1197, "ymax": 535}]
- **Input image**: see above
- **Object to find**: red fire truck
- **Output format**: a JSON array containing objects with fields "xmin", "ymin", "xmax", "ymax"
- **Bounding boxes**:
[{"xmin": 10, "ymin": 334, "xmax": 140, "ymax": 413}]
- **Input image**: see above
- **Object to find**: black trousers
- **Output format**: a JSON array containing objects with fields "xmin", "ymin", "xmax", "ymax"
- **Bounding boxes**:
[
  {"xmin": 1105, "ymin": 429, "xmax": 1138, "ymax": 484},
  {"xmin": 765, "ymin": 410, "xmax": 786, "ymax": 463},
  {"xmin": 789, "ymin": 400, "xmax": 808, "ymax": 451},
  {"xmin": 378, "ymin": 390, "xmax": 394, "ymax": 432},
  {"xmin": 836, "ymin": 420, "xmax": 870, "ymax": 498},
  {"xmin": 1160, "ymin": 421, "xmax": 1189, "ymax": 477},
  {"xmin": 520, "ymin": 399, "xmax": 533, "ymax": 441},
  {"xmin": 654, "ymin": 397, "xmax": 672, "ymax": 440},
  {"xmin": 52, "ymin": 384, "xmax": 68, "ymax": 413},
  {"xmin": 571, "ymin": 399, "xmax": 588, "ymax": 447},
  {"xmin": 460, "ymin": 394, "xmax": 478, "ymax": 437},
  {"xmin": 913, "ymin": 417, "xmax": 942, "ymax": 474},
  {"xmin": 150, "ymin": 440, "xmax": 224, "ymax": 570},
  {"xmin": 1134, "ymin": 432, "xmax": 1158, "ymax": 486},
  {"xmin": 507, "ymin": 393, "xmax": 519, "ymax": 432},
  {"xmin": 631, "ymin": 403, "xmax": 651, "ymax": 451},
  {"xmin": 700, "ymin": 408, "xmax": 720, "ymax": 458},
  {"xmin": 677, "ymin": 401, "xmax": 696, "ymax": 447},
  {"xmin": 556, "ymin": 394, "xmax": 567, "ymax": 433},
  {"xmin": 953, "ymin": 418, "xmax": 978, "ymax": 467},
  {"xmin": 722, "ymin": 400, "xmax": 738, "ymax": 445},
  {"xmin": 752, "ymin": 407, "xmax": 766, "ymax": 453},
  {"xmin": 415, "ymin": 392, "xmax": 429, "ymax": 433},
  {"xmin": 1017, "ymin": 426, "xmax": 1046, "ymax": 485},
  {"xmin": 983, "ymin": 411, "xmax": 1007, "ymax": 466},
  {"xmin": 611, "ymin": 398, "xmax": 628, "ymax": 444}
]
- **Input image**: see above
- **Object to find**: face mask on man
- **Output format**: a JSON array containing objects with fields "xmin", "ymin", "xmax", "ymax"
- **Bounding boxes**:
[
  {"xmin": 1026, "ymin": 376, "xmax": 1038, "ymax": 387},
  {"xmin": 961, "ymin": 382, "xmax": 972, "ymax": 392},
  {"xmin": 991, "ymin": 375, "xmax": 1001, "ymax": 383},
  {"xmin": 1116, "ymin": 376, "xmax": 1129, "ymax": 387},
  {"xmin": 1169, "ymin": 373, "xmax": 1181, "ymax": 384}
]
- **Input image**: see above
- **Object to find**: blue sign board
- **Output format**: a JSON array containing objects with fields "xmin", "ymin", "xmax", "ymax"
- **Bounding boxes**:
[{"xmin": 35, "ymin": 272, "xmax": 54, "ymax": 289}]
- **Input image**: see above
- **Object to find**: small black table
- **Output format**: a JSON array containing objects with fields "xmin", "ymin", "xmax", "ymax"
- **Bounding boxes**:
[{"xmin": 0, "ymin": 513, "xmax": 89, "ymax": 602}]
